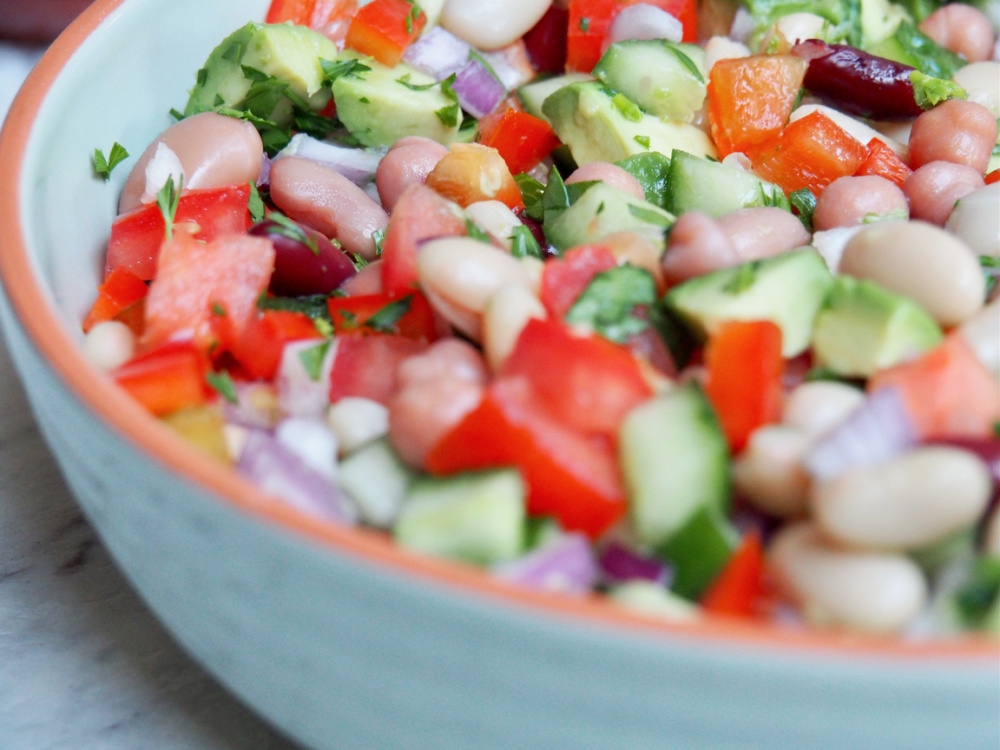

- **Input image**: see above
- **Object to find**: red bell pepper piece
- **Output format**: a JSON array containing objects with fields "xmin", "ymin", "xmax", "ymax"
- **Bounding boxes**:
[
  {"xmin": 985, "ymin": 169, "xmax": 999, "ymax": 185},
  {"xmin": 701, "ymin": 529, "xmax": 765, "ymax": 618},
  {"xmin": 539, "ymin": 243, "xmax": 618, "ymax": 320},
  {"xmin": 229, "ymin": 309, "xmax": 324, "ymax": 381},
  {"xmin": 476, "ymin": 108, "xmax": 562, "ymax": 176},
  {"xmin": 853, "ymin": 138, "xmax": 913, "ymax": 188},
  {"xmin": 266, "ymin": 0, "xmax": 356, "ymax": 29},
  {"xmin": 345, "ymin": 0, "xmax": 425, "ymax": 67},
  {"xmin": 703, "ymin": 320, "xmax": 784, "ymax": 454},
  {"xmin": 82, "ymin": 266, "xmax": 149, "ymax": 333},
  {"xmin": 328, "ymin": 333, "xmax": 428, "ymax": 406},
  {"xmin": 327, "ymin": 291, "xmax": 439, "ymax": 341},
  {"xmin": 112, "ymin": 341, "xmax": 213, "ymax": 417}
]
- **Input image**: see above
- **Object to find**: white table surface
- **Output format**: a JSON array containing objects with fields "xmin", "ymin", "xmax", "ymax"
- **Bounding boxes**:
[{"xmin": 0, "ymin": 41, "xmax": 300, "ymax": 750}]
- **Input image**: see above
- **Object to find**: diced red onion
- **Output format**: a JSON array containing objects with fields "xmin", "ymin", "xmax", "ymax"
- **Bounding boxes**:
[
  {"xmin": 275, "ymin": 417, "xmax": 338, "ymax": 481},
  {"xmin": 223, "ymin": 381, "xmax": 280, "ymax": 430},
  {"xmin": 274, "ymin": 133, "xmax": 382, "ymax": 187},
  {"xmin": 402, "ymin": 26, "xmax": 471, "ymax": 80},
  {"xmin": 606, "ymin": 4, "xmax": 683, "ymax": 49},
  {"xmin": 452, "ymin": 58, "xmax": 507, "ymax": 119},
  {"xmin": 804, "ymin": 386, "xmax": 917, "ymax": 481},
  {"xmin": 237, "ymin": 429, "xmax": 357, "ymax": 525},
  {"xmin": 492, "ymin": 532, "xmax": 598, "ymax": 596},
  {"xmin": 597, "ymin": 541, "xmax": 672, "ymax": 587},
  {"xmin": 257, "ymin": 153, "xmax": 272, "ymax": 188},
  {"xmin": 277, "ymin": 338, "xmax": 336, "ymax": 420}
]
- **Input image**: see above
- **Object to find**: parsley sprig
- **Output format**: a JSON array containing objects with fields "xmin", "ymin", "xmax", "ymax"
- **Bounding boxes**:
[{"xmin": 93, "ymin": 142, "xmax": 129, "ymax": 180}]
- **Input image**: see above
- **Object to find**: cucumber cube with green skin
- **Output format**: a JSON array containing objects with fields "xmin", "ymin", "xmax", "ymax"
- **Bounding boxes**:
[
  {"xmin": 517, "ymin": 72, "xmax": 595, "ymax": 123},
  {"xmin": 619, "ymin": 382, "xmax": 730, "ymax": 550},
  {"xmin": 545, "ymin": 182, "xmax": 675, "ymax": 252},
  {"xmin": 394, "ymin": 469, "xmax": 526, "ymax": 566},
  {"xmin": 665, "ymin": 149, "xmax": 790, "ymax": 218},
  {"xmin": 663, "ymin": 248, "xmax": 835, "ymax": 358},
  {"xmin": 658, "ymin": 507, "xmax": 739, "ymax": 602}
]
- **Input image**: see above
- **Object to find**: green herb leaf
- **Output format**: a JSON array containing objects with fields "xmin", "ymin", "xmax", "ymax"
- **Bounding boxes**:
[
  {"xmin": 268, "ymin": 212, "xmax": 321, "ymax": 255},
  {"xmin": 911, "ymin": 70, "xmax": 967, "ymax": 110},
  {"xmin": 981, "ymin": 255, "xmax": 1000, "ymax": 298},
  {"xmin": 579, "ymin": 17, "xmax": 590, "ymax": 32},
  {"xmin": 668, "ymin": 46, "xmax": 704, "ymax": 83},
  {"xmin": 788, "ymin": 188, "xmax": 817, "ymax": 231},
  {"xmin": 510, "ymin": 224, "xmax": 545, "ymax": 259},
  {"xmin": 541, "ymin": 166, "xmax": 570, "ymax": 228},
  {"xmin": 628, "ymin": 203, "xmax": 673, "ymax": 228},
  {"xmin": 396, "ymin": 73, "xmax": 439, "ymax": 92},
  {"xmin": 612, "ymin": 93, "xmax": 643, "ymax": 123},
  {"xmin": 465, "ymin": 219, "xmax": 494, "ymax": 245},
  {"xmin": 565, "ymin": 265, "xmax": 658, "ymax": 344},
  {"xmin": 515, "ymin": 173, "xmax": 545, "ymax": 222},
  {"xmin": 248, "ymin": 181, "xmax": 265, "ymax": 223},
  {"xmin": 321, "ymin": 58, "xmax": 371, "ymax": 85},
  {"xmin": 723, "ymin": 262, "xmax": 759, "ymax": 295},
  {"xmin": 953, "ymin": 556, "xmax": 1000, "ymax": 628},
  {"xmin": 435, "ymin": 74, "xmax": 461, "ymax": 127},
  {"xmin": 365, "ymin": 296, "xmax": 412, "ymax": 333},
  {"xmin": 258, "ymin": 293, "xmax": 336, "ymax": 322},
  {"xmin": 157, "ymin": 174, "xmax": 182, "ymax": 242},
  {"xmin": 93, "ymin": 142, "xmax": 130, "ymax": 180},
  {"xmin": 372, "ymin": 227, "xmax": 386, "ymax": 256},
  {"xmin": 206, "ymin": 370, "xmax": 238, "ymax": 404},
  {"xmin": 298, "ymin": 340, "xmax": 332, "ymax": 381}
]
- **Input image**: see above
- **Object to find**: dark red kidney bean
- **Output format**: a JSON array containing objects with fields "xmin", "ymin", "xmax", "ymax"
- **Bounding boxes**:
[
  {"xmin": 250, "ymin": 219, "xmax": 356, "ymax": 296},
  {"xmin": 792, "ymin": 40, "xmax": 924, "ymax": 121},
  {"xmin": 521, "ymin": 4, "xmax": 568, "ymax": 73}
]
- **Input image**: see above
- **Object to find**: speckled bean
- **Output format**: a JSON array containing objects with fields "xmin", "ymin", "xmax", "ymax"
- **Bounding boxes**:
[
  {"xmin": 903, "ymin": 161, "xmax": 985, "ymax": 226},
  {"xmin": 907, "ymin": 99, "xmax": 998, "ymax": 173},
  {"xmin": 716, "ymin": 206, "xmax": 812, "ymax": 260},
  {"xmin": 376, "ymin": 136, "xmax": 449, "ymax": 212},
  {"xmin": 441, "ymin": 0, "xmax": 553, "ymax": 50},
  {"xmin": 812, "ymin": 175, "xmax": 909, "ymax": 230},
  {"xmin": 768, "ymin": 522, "xmax": 928, "ymax": 633},
  {"xmin": 660, "ymin": 211, "xmax": 740, "ymax": 286},
  {"xmin": 812, "ymin": 446, "xmax": 992, "ymax": 551},
  {"xmin": 840, "ymin": 220, "xmax": 986, "ymax": 327}
]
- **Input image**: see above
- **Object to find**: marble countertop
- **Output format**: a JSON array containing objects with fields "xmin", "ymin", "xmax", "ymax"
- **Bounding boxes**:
[{"xmin": 0, "ymin": 42, "xmax": 300, "ymax": 750}]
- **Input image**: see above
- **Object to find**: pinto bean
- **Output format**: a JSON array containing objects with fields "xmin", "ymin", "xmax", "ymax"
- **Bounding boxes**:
[
  {"xmin": 660, "ymin": 211, "xmax": 740, "ymax": 286},
  {"xmin": 119, "ymin": 111, "xmax": 264, "ymax": 214},
  {"xmin": 440, "ymin": 0, "xmax": 554, "ymax": 50},
  {"xmin": 919, "ymin": 4, "xmax": 996, "ymax": 63},
  {"xmin": 269, "ymin": 156, "xmax": 389, "ymax": 261},
  {"xmin": 565, "ymin": 161, "xmax": 647, "ymax": 200},
  {"xmin": 812, "ymin": 175, "xmax": 909, "ymax": 230},
  {"xmin": 906, "ymin": 99, "xmax": 998, "ymax": 173},
  {"xmin": 716, "ymin": 206, "xmax": 812, "ymax": 259},
  {"xmin": 903, "ymin": 160, "xmax": 985, "ymax": 226},
  {"xmin": 376, "ymin": 136, "xmax": 449, "ymax": 211}
]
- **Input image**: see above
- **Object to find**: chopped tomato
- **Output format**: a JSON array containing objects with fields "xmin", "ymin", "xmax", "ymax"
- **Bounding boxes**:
[
  {"xmin": 853, "ymin": 138, "xmax": 913, "ymax": 188},
  {"xmin": 701, "ymin": 529, "xmax": 765, "ymax": 618},
  {"xmin": 266, "ymin": 0, "xmax": 356, "ymax": 28},
  {"xmin": 230, "ymin": 309, "xmax": 324, "ymax": 381},
  {"xmin": 425, "ymin": 376, "xmax": 627, "ymax": 539},
  {"xmin": 327, "ymin": 333, "xmax": 428, "ymax": 405},
  {"xmin": 141, "ymin": 230, "xmax": 275, "ymax": 355},
  {"xmin": 82, "ymin": 266, "xmax": 148, "ymax": 333},
  {"xmin": 985, "ymin": 169, "xmax": 1000, "ymax": 185},
  {"xmin": 344, "ymin": 0, "xmax": 425, "ymax": 67},
  {"xmin": 105, "ymin": 184, "xmax": 254, "ymax": 281},
  {"xmin": 539, "ymin": 243, "xmax": 618, "ymax": 320},
  {"xmin": 476, "ymin": 108, "xmax": 561, "ymax": 176},
  {"xmin": 867, "ymin": 334, "xmax": 1000, "ymax": 440},
  {"xmin": 703, "ymin": 320, "xmax": 784, "ymax": 454},
  {"xmin": 707, "ymin": 54, "xmax": 807, "ymax": 159},
  {"xmin": 745, "ymin": 110, "xmax": 868, "ymax": 196},
  {"xmin": 327, "ymin": 290, "xmax": 439, "ymax": 340},
  {"xmin": 112, "ymin": 341, "xmax": 212, "ymax": 417},
  {"xmin": 380, "ymin": 184, "xmax": 467, "ymax": 298},
  {"xmin": 425, "ymin": 143, "xmax": 524, "ymax": 211}
]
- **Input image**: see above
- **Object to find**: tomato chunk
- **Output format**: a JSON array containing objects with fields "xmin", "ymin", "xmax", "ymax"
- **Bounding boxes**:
[
  {"xmin": 83, "ymin": 266, "xmax": 148, "ymax": 333},
  {"xmin": 328, "ymin": 333, "xmax": 428, "ymax": 405},
  {"xmin": 230, "ymin": 309, "xmax": 324, "ymax": 381},
  {"xmin": 701, "ymin": 529, "xmax": 765, "ymax": 618},
  {"xmin": 539, "ymin": 244, "xmax": 618, "ymax": 320},
  {"xmin": 345, "ymin": 0, "xmax": 425, "ymax": 67},
  {"xmin": 112, "ymin": 341, "xmax": 212, "ymax": 417},
  {"xmin": 327, "ymin": 290, "xmax": 439, "ymax": 340},
  {"xmin": 476, "ymin": 108, "xmax": 561, "ymax": 177}
]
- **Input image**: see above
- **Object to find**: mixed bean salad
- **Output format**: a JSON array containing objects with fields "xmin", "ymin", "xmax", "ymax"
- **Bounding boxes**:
[{"xmin": 84, "ymin": 0, "xmax": 1000, "ymax": 638}]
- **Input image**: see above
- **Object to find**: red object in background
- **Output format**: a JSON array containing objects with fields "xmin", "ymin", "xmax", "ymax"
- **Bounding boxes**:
[
  {"xmin": 327, "ymin": 333, "xmax": 428, "ymax": 406},
  {"xmin": 0, "ymin": 0, "xmax": 95, "ymax": 42},
  {"xmin": 82, "ymin": 266, "xmax": 148, "ymax": 333},
  {"xmin": 229, "ymin": 309, "xmax": 323, "ymax": 381}
]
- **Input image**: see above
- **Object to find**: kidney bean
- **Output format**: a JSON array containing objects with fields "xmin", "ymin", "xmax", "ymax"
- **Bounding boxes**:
[
  {"xmin": 812, "ymin": 175, "xmax": 909, "ymax": 231},
  {"xmin": 376, "ymin": 136, "xmax": 449, "ymax": 212},
  {"xmin": 907, "ymin": 99, "xmax": 998, "ymax": 173},
  {"xmin": 919, "ymin": 4, "xmax": 996, "ymax": 64},
  {"xmin": 441, "ymin": 0, "xmax": 554, "ymax": 50},
  {"xmin": 119, "ymin": 111, "xmax": 264, "ymax": 214},
  {"xmin": 269, "ymin": 156, "xmax": 389, "ymax": 261},
  {"xmin": 565, "ymin": 161, "xmax": 646, "ymax": 201},
  {"xmin": 945, "ymin": 183, "xmax": 1000, "ymax": 257},
  {"xmin": 840, "ymin": 220, "xmax": 985, "ymax": 327},
  {"xmin": 660, "ymin": 211, "xmax": 741, "ymax": 286},
  {"xmin": 250, "ymin": 219, "xmax": 356, "ymax": 296},
  {"xmin": 903, "ymin": 160, "xmax": 985, "ymax": 226}
]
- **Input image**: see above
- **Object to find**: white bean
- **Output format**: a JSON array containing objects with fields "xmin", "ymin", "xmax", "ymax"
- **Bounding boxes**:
[
  {"xmin": 953, "ymin": 61, "xmax": 1000, "ymax": 118},
  {"xmin": 768, "ymin": 522, "xmax": 928, "ymax": 634},
  {"xmin": 83, "ymin": 320, "xmax": 136, "ymax": 373},
  {"xmin": 775, "ymin": 12, "xmax": 827, "ymax": 45},
  {"xmin": 606, "ymin": 4, "xmax": 684, "ymax": 47},
  {"xmin": 840, "ymin": 220, "xmax": 986, "ymax": 328},
  {"xmin": 326, "ymin": 397, "xmax": 389, "ymax": 455},
  {"xmin": 703, "ymin": 36, "xmax": 750, "ymax": 70},
  {"xmin": 464, "ymin": 200, "xmax": 522, "ymax": 250},
  {"xmin": 782, "ymin": 381, "xmax": 866, "ymax": 440},
  {"xmin": 812, "ymin": 446, "xmax": 992, "ymax": 551},
  {"xmin": 958, "ymin": 296, "xmax": 1000, "ymax": 375},
  {"xmin": 482, "ymin": 284, "xmax": 547, "ymax": 372},
  {"xmin": 731, "ymin": 425, "xmax": 812, "ymax": 518},
  {"xmin": 945, "ymin": 183, "xmax": 1000, "ymax": 258},
  {"xmin": 441, "ymin": 0, "xmax": 553, "ymax": 50}
]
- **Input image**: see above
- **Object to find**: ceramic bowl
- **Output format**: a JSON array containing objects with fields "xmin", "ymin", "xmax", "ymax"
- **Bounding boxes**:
[{"xmin": 0, "ymin": 2, "xmax": 997, "ymax": 748}]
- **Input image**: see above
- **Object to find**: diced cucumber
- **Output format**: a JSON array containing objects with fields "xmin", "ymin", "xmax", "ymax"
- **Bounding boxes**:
[
  {"xmin": 394, "ymin": 469, "xmax": 526, "ymax": 566},
  {"xmin": 517, "ymin": 72, "xmax": 595, "ymax": 122},
  {"xmin": 337, "ymin": 438, "xmax": 416, "ymax": 528},
  {"xmin": 665, "ymin": 149, "xmax": 790, "ymax": 218},
  {"xmin": 608, "ymin": 580, "xmax": 700, "ymax": 622},
  {"xmin": 658, "ymin": 507, "xmax": 739, "ymax": 601},
  {"xmin": 619, "ymin": 382, "xmax": 730, "ymax": 550},
  {"xmin": 545, "ymin": 182, "xmax": 674, "ymax": 252}
]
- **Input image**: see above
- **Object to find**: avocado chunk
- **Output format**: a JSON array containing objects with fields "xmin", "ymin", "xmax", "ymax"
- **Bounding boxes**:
[
  {"xmin": 663, "ymin": 248, "xmax": 835, "ymax": 357},
  {"xmin": 185, "ymin": 22, "xmax": 338, "ymax": 128},
  {"xmin": 331, "ymin": 55, "xmax": 462, "ymax": 148},
  {"xmin": 518, "ymin": 72, "xmax": 595, "ymax": 123},
  {"xmin": 542, "ymin": 81, "xmax": 717, "ymax": 167},
  {"xmin": 811, "ymin": 275, "xmax": 943, "ymax": 377},
  {"xmin": 545, "ymin": 182, "xmax": 675, "ymax": 252},
  {"xmin": 665, "ymin": 149, "xmax": 790, "ymax": 218},
  {"xmin": 592, "ymin": 40, "xmax": 708, "ymax": 122}
]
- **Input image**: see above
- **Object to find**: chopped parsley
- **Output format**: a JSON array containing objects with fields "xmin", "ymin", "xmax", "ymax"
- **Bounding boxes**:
[
  {"xmin": 206, "ymin": 370, "xmax": 238, "ymax": 404},
  {"xmin": 258, "ymin": 293, "xmax": 336, "ymax": 322},
  {"xmin": 248, "ymin": 181, "xmax": 265, "ymax": 223},
  {"xmin": 435, "ymin": 74, "xmax": 461, "ymax": 127},
  {"xmin": 298, "ymin": 340, "xmax": 332, "ymax": 381},
  {"xmin": 722, "ymin": 262, "xmax": 759, "ymax": 295},
  {"xmin": 267, "ymin": 212, "xmax": 320, "ymax": 255},
  {"xmin": 92, "ymin": 142, "xmax": 130, "ymax": 180},
  {"xmin": 981, "ymin": 255, "xmax": 999, "ymax": 297},
  {"xmin": 509, "ymin": 224, "xmax": 545, "ymax": 259},
  {"xmin": 788, "ymin": 188, "xmax": 817, "ymax": 231},
  {"xmin": 565, "ymin": 265, "xmax": 658, "ymax": 344},
  {"xmin": 156, "ymin": 175, "xmax": 182, "ymax": 241},
  {"xmin": 628, "ymin": 204, "xmax": 672, "ymax": 228},
  {"xmin": 364, "ymin": 296, "xmax": 413, "ymax": 333},
  {"xmin": 465, "ymin": 219, "xmax": 494, "ymax": 245},
  {"xmin": 372, "ymin": 227, "xmax": 386, "ymax": 256},
  {"xmin": 321, "ymin": 58, "xmax": 371, "ymax": 85},
  {"xmin": 579, "ymin": 17, "xmax": 590, "ymax": 32},
  {"xmin": 515, "ymin": 174, "xmax": 545, "ymax": 222}
]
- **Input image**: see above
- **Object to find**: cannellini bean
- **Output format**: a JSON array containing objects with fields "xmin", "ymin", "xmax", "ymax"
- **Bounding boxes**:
[
  {"xmin": 482, "ymin": 284, "xmax": 547, "ymax": 372},
  {"xmin": 565, "ymin": 161, "xmax": 646, "ymax": 200},
  {"xmin": 417, "ymin": 236, "xmax": 534, "ymax": 340},
  {"xmin": 441, "ymin": 0, "xmax": 554, "ymax": 50},
  {"xmin": 83, "ymin": 320, "xmax": 136, "ymax": 372},
  {"xmin": 119, "ymin": 111, "xmax": 264, "ymax": 213},
  {"xmin": 269, "ymin": 156, "xmax": 389, "ymax": 261},
  {"xmin": 782, "ymin": 380, "xmax": 866, "ymax": 441},
  {"xmin": 388, "ymin": 339, "xmax": 487, "ymax": 467},
  {"xmin": 812, "ymin": 175, "xmax": 909, "ymax": 230},
  {"xmin": 919, "ymin": 4, "xmax": 996, "ymax": 63},
  {"xmin": 946, "ymin": 182, "xmax": 1000, "ymax": 257},
  {"xmin": 812, "ymin": 446, "xmax": 992, "ymax": 551},
  {"xmin": 840, "ymin": 220, "xmax": 986, "ymax": 327},
  {"xmin": 775, "ymin": 12, "xmax": 827, "ymax": 45},
  {"xmin": 376, "ymin": 136, "xmax": 449, "ymax": 212},
  {"xmin": 326, "ymin": 397, "xmax": 389, "ymax": 455},
  {"xmin": 810, "ymin": 225, "xmax": 864, "ymax": 273},
  {"xmin": 953, "ymin": 62, "xmax": 1000, "ymax": 118},
  {"xmin": 790, "ymin": 103, "xmax": 906, "ymax": 156},
  {"xmin": 907, "ymin": 99, "xmax": 998, "ymax": 173},
  {"xmin": 983, "ymin": 507, "xmax": 1000, "ymax": 556},
  {"xmin": 958, "ymin": 296, "xmax": 1000, "ymax": 375},
  {"xmin": 904, "ymin": 161, "xmax": 986, "ymax": 226},
  {"xmin": 606, "ymin": 4, "xmax": 684, "ymax": 47},
  {"xmin": 768, "ymin": 522, "xmax": 928, "ymax": 634},
  {"xmin": 660, "ymin": 211, "xmax": 740, "ymax": 286},
  {"xmin": 732, "ymin": 425, "xmax": 812, "ymax": 518},
  {"xmin": 716, "ymin": 206, "xmax": 812, "ymax": 260},
  {"xmin": 464, "ymin": 200, "xmax": 522, "ymax": 249}
]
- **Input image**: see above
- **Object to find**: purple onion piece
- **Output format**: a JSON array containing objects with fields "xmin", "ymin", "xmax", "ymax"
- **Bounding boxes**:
[
  {"xmin": 274, "ymin": 133, "xmax": 382, "ymax": 187},
  {"xmin": 597, "ymin": 541, "xmax": 672, "ymax": 587},
  {"xmin": 223, "ymin": 381, "xmax": 280, "ymax": 430},
  {"xmin": 452, "ymin": 58, "xmax": 507, "ymax": 119},
  {"xmin": 402, "ymin": 26, "xmax": 471, "ymax": 80},
  {"xmin": 250, "ymin": 219, "xmax": 357, "ymax": 296},
  {"xmin": 236, "ymin": 429, "xmax": 357, "ymax": 525},
  {"xmin": 492, "ymin": 532, "xmax": 598, "ymax": 596},
  {"xmin": 804, "ymin": 386, "xmax": 918, "ymax": 481},
  {"xmin": 793, "ymin": 39, "xmax": 924, "ymax": 121}
]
